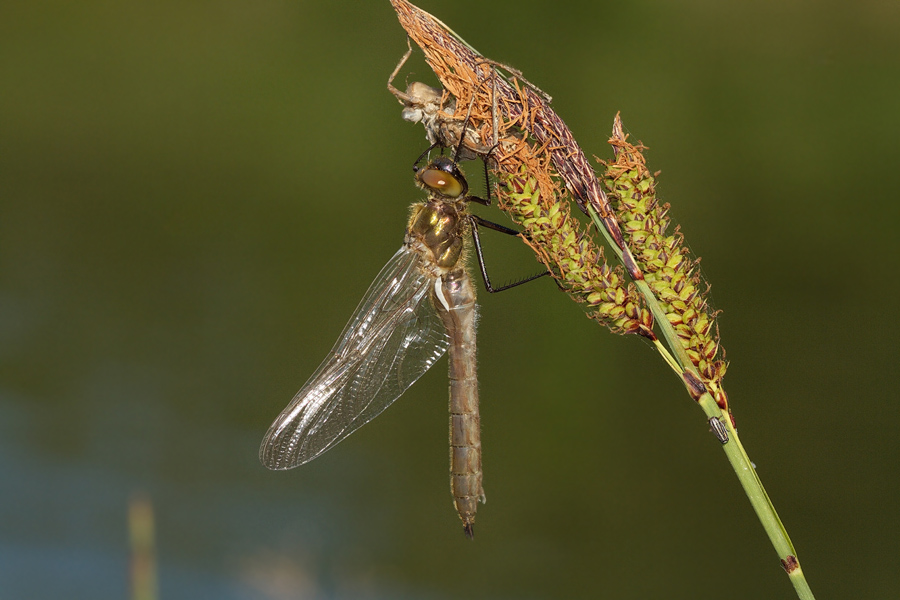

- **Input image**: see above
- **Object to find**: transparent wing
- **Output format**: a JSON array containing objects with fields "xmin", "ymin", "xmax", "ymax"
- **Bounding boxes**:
[{"xmin": 260, "ymin": 245, "xmax": 449, "ymax": 470}]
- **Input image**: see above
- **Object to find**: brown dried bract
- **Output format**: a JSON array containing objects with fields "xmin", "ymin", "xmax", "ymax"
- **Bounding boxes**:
[{"xmin": 389, "ymin": 0, "xmax": 643, "ymax": 281}]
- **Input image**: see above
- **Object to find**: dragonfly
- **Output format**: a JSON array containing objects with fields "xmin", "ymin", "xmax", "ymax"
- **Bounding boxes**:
[{"xmin": 259, "ymin": 145, "xmax": 545, "ymax": 539}]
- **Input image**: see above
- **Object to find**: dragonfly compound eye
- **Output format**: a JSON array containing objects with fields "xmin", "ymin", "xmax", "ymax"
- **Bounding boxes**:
[{"xmin": 419, "ymin": 167, "xmax": 465, "ymax": 198}]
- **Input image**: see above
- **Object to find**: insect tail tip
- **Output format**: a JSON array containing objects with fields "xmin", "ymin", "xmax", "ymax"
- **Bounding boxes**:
[{"xmin": 463, "ymin": 523, "xmax": 475, "ymax": 540}]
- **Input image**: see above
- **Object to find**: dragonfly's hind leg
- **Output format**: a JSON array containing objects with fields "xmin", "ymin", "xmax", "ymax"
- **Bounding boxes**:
[{"xmin": 467, "ymin": 215, "xmax": 551, "ymax": 293}]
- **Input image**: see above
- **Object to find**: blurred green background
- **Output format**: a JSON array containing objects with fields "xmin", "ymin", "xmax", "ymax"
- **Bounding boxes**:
[{"xmin": 2, "ymin": 0, "xmax": 898, "ymax": 598}]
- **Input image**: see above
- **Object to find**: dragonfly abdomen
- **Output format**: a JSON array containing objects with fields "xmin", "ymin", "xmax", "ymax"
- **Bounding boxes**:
[{"xmin": 434, "ymin": 268, "xmax": 484, "ymax": 539}]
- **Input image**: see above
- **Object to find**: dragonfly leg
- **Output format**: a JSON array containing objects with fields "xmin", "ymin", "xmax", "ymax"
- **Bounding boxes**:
[
  {"xmin": 476, "ymin": 141, "xmax": 504, "ymax": 206},
  {"xmin": 413, "ymin": 142, "xmax": 441, "ymax": 170},
  {"xmin": 468, "ymin": 215, "xmax": 551, "ymax": 293},
  {"xmin": 452, "ymin": 92, "xmax": 479, "ymax": 164},
  {"xmin": 458, "ymin": 143, "xmax": 500, "ymax": 207},
  {"xmin": 451, "ymin": 73, "xmax": 504, "ymax": 207}
]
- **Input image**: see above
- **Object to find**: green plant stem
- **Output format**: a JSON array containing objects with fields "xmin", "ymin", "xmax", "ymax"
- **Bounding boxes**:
[
  {"xmin": 588, "ymin": 207, "xmax": 815, "ymax": 599},
  {"xmin": 696, "ymin": 394, "xmax": 815, "ymax": 600}
]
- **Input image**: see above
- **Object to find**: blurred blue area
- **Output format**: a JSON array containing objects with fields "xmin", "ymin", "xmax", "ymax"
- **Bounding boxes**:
[{"xmin": 1, "ymin": 0, "xmax": 898, "ymax": 598}]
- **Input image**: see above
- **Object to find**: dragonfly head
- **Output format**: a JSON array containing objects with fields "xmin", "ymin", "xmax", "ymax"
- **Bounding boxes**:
[{"xmin": 415, "ymin": 156, "xmax": 469, "ymax": 200}]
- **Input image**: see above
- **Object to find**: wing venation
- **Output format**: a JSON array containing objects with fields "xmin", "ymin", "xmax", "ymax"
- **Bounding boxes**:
[{"xmin": 260, "ymin": 245, "xmax": 448, "ymax": 470}]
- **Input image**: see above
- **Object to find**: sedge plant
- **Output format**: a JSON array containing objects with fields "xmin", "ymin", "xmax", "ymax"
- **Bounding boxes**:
[{"xmin": 389, "ymin": 1, "xmax": 815, "ymax": 597}]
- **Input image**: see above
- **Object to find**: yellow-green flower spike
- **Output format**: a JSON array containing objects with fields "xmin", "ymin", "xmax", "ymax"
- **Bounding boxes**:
[
  {"xmin": 498, "ymin": 165, "xmax": 654, "ymax": 338},
  {"xmin": 600, "ymin": 117, "xmax": 727, "ymax": 390}
]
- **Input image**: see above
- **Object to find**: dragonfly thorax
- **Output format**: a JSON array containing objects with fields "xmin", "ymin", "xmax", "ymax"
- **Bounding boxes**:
[{"xmin": 407, "ymin": 201, "xmax": 466, "ymax": 270}]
